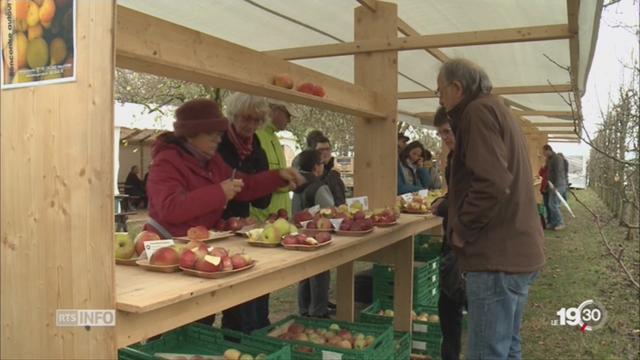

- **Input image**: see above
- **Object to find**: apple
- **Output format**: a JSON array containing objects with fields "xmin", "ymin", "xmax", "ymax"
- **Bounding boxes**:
[
  {"xmin": 187, "ymin": 225, "xmax": 209, "ymax": 240},
  {"xmin": 324, "ymin": 330, "xmax": 336, "ymax": 339},
  {"xmin": 306, "ymin": 221, "xmax": 318, "ymax": 229},
  {"xmin": 296, "ymin": 82, "xmax": 315, "ymax": 95},
  {"xmin": 214, "ymin": 220, "xmax": 228, "ymax": 232},
  {"xmin": 255, "ymin": 354, "xmax": 267, "ymax": 360},
  {"xmin": 209, "ymin": 247, "xmax": 228, "ymax": 258},
  {"xmin": 195, "ymin": 255, "xmax": 222, "ymax": 272},
  {"xmin": 312, "ymin": 84, "xmax": 326, "ymax": 97},
  {"xmin": 338, "ymin": 330, "xmax": 352, "ymax": 341},
  {"xmin": 353, "ymin": 338, "xmax": 367, "ymax": 349},
  {"xmin": 309, "ymin": 333, "xmax": 325, "ymax": 344},
  {"xmin": 282, "ymin": 235, "xmax": 298, "ymax": 245},
  {"xmin": 340, "ymin": 220, "xmax": 352, "ymax": 231},
  {"xmin": 277, "ymin": 208, "xmax": 288, "ymax": 219},
  {"xmin": 273, "ymin": 73, "xmax": 294, "ymax": 89},
  {"xmin": 428, "ymin": 314, "xmax": 440, "ymax": 323},
  {"xmin": 179, "ymin": 248, "xmax": 200, "ymax": 269},
  {"xmin": 273, "ymin": 218, "xmax": 292, "ymax": 236},
  {"xmin": 315, "ymin": 232, "xmax": 332, "ymax": 243},
  {"xmin": 231, "ymin": 253, "xmax": 251, "ymax": 269},
  {"xmin": 221, "ymin": 256, "xmax": 234, "ymax": 271},
  {"xmin": 115, "ymin": 233, "xmax": 135, "ymax": 260},
  {"xmin": 224, "ymin": 348, "xmax": 242, "ymax": 360},
  {"xmin": 383, "ymin": 309, "xmax": 394, "ymax": 317},
  {"xmin": 337, "ymin": 340, "xmax": 352, "ymax": 349},
  {"xmin": 295, "ymin": 234, "xmax": 308, "ymax": 244},
  {"xmin": 328, "ymin": 323, "xmax": 340, "ymax": 331},
  {"xmin": 239, "ymin": 355, "xmax": 253, "ymax": 360},
  {"xmin": 316, "ymin": 218, "xmax": 333, "ymax": 230},
  {"xmin": 225, "ymin": 217, "xmax": 242, "ymax": 232},
  {"xmin": 267, "ymin": 214, "xmax": 278, "ymax": 223},
  {"xmin": 134, "ymin": 230, "xmax": 161, "ymax": 255},
  {"xmin": 259, "ymin": 225, "xmax": 281, "ymax": 244},
  {"xmin": 149, "ymin": 247, "xmax": 180, "ymax": 266},
  {"xmin": 293, "ymin": 333, "xmax": 309, "ymax": 342},
  {"xmin": 294, "ymin": 211, "xmax": 314, "ymax": 224},
  {"xmin": 288, "ymin": 323, "xmax": 305, "ymax": 334},
  {"xmin": 364, "ymin": 335, "xmax": 376, "ymax": 346}
]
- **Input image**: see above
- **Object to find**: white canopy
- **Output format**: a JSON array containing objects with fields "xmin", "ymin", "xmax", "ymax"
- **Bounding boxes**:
[{"xmin": 118, "ymin": 0, "xmax": 603, "ymax": 140}]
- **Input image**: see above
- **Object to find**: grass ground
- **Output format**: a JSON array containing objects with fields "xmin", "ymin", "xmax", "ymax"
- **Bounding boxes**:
[{"xmin": 128, "ymin": 189, "xmax": 639, "ymax": 358}]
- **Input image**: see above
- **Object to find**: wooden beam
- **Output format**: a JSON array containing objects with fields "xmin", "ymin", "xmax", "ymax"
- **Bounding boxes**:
[
  {"xmin": 266, "ymin": 24, "xmax": 571, "ymax": 60},
  {"xmin": 116, "ymin": 6, "xmax": 386, "ymax": 119},
  {"xmin": 356, "ymin": 0, "xmax": 377, "ymax": 12},
  {"xmin": 515, "ymin": 110, "xmax": 574, "ymax": 117},
  {"xmin": 1, "ymin": 1, "xmax": 116, "ymax": 358},
  {"xmin": 353, "ymin": 3, "xmax": 398, "ymax": 209},
  {"xmin": 534, "ymin": 123, "xmax": 576, "ymax": 128},
  {"xmin": 396, "ymin": 19, "xmax": 450, "ymax": 62},
  {"xmin": 398, "ymin": 84, "xmax": 572, "ymax": 99},
  {"xmin": 567, "ymin": 0, "xmax": 580, "ymax": 90}
]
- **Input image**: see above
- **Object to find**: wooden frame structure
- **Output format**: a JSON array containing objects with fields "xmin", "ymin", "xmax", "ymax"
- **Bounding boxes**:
[{"xmin": 1, "ymin": 0, "xmax": 596, "ymax": 358}]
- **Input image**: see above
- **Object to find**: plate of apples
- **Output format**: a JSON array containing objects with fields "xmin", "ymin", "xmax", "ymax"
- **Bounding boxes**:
[
  {"xmin": 179, "ymin": 246, "xmax": 256, "ymax": 279},
  {"xmin": 281, "ymin": 232, "xmax": 332, "ymax": 251},
  {"xmin": 174, "ymin": 225, "xmax": 235, "ymax": 242},
  {"xmin": 136, "ymin": 244, "xmax": 185, "ymax": 273}
]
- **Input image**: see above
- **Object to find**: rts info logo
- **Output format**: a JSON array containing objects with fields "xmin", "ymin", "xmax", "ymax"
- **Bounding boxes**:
[{"xmin": 551, "ymin": 299, "xmax": 607, "ymax": 332}]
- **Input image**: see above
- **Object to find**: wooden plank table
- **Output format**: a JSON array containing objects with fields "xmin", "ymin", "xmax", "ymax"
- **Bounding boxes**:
[{"xmin": 115, "ymin": 214, "xmax": 442, "ymax": 347}]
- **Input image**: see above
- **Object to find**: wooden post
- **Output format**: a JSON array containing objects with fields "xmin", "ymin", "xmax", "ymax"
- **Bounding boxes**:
[
  {"xmin": 1, "ymin": 1, "xmax": 116, "ymax": 358},
  {"xmin": 336, "ymin": 262, "xmax": 355, "ymax": 322},
  {"xmin": 353, "ymin": 2, "xmax": 398, "ymax": 209}
]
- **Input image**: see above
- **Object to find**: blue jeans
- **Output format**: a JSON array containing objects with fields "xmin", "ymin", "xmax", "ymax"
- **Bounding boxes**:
[
  {"xmin": 547, "ymin": 185, "xmax": 566, "ymax": 228},
  {"xmin": 298, "ymin": 271, "xmax": 330, "ymax": 317},
  {"xmin": 466, "ymin": 271, "xmax": 539, "ymax": 360}
]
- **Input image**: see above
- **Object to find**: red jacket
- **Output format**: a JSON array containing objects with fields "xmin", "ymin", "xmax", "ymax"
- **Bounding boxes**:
[
  {"xmin": 145, "ymin": 139, "xmax": 286, "ymax": 237},
  {"xmin": 539, "ymin": 165, "xmax": 548, "ymax": 193}
]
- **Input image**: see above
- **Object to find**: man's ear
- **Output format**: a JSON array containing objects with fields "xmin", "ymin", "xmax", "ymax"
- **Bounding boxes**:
[{"xmin": 452, "ymin": 80, "xmax": 464, "ymax": 96}]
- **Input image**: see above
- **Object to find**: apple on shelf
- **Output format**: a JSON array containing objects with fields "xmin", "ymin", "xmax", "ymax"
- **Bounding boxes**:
[
  {"xmin": 115, "ymin": 232, "xmax": 136, "ymax": 262},
  {"xmin": 134, "ymin": 230, "xmax": 161, "ymax": 256}
]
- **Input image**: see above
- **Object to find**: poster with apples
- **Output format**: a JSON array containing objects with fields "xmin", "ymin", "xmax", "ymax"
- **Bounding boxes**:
[{"xmin": 1, "ymin": 0, "xmax": 76, "ymax": 89}]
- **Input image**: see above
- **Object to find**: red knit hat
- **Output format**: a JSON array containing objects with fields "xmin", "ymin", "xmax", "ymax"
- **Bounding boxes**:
[{"xmin": 173, "ymin": 99, "xmax": 229, "ymax": 137}]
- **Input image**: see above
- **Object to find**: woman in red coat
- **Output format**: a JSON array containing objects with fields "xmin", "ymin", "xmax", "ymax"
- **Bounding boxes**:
[{"xmin": 144, "ymin": 99, "xmax": 302, "ymax": 238}]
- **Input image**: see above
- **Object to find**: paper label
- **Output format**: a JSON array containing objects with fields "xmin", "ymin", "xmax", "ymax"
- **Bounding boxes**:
[
  {"xmin": 401, "ymin": 193, "xmax": 413, "ymax": 202},
  {"xmin": 412, "ymin": 340, "xmax": 427, "ymax": 351},
  {"xmin": 308, "ymin": 205, "xmax": 321, "ymax": 215},
  {"xmin": 418, "ymin": 189, "xmax": 429, "ymax": 197},
  {"xmin": 321, "ymin": 350, "xmax": 343, "ymax": 360},
  {"xmin": 413, "ymin": 323, "xmax": 428, "ymax": 333},
  {"xmin": 329, "ymin": 218, "xmax": 344, "ymax": 230},
  {"xmin": 346, "ymin": 196, "xmax": 369, "ymax": 210},
  {"xmin": 144, "ymin": 239, "xmax": 175, "ymax": 259},
  {"xmin": 431, "ymin": 275, "xmax": 438, "ymax": 283}
]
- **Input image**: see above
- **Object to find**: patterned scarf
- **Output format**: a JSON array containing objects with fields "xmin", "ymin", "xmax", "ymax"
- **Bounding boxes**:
[{"xmin": 227, "ymin": 124, "xmax": 253, "ymax": 160}]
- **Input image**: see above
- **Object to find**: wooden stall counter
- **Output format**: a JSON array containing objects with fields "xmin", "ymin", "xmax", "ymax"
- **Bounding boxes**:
[{"xmin": 116, "ymin": 214, "xmax": 442, "ymax": 348}]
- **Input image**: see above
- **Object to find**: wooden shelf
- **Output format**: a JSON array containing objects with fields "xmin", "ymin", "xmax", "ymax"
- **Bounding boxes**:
[{"xmin": 116, "ymin": 214, "xmax": 441, "ymax": 347}]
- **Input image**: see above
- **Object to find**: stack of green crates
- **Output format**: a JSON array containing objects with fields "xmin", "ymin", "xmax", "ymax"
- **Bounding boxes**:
[
  {"xmin": 252, "ymin": 315, "xmax": 395, "ymax": 360},
  {"xmin": 394, "ymin": 331, "xmax": 411, "ymax": 360},
  {"xmin": 360, "ymin": 300, "xmax": 442, "ymax": 360},
  {"xmin": 118, "ymin": 323, "xmax": 290, "ymax": 360},
  {"xmin": 414, "ymin": 233, "xmax": 442, "ymax": 262},
  {"xmin": 372, "ymin": 256, "xmax": 440, "ymax": 306}
]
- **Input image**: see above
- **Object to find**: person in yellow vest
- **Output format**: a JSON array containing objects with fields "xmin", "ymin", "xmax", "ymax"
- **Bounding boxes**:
[{"xmin": 250, "ymin": 100, "xmax": 297, "ymax": 221}]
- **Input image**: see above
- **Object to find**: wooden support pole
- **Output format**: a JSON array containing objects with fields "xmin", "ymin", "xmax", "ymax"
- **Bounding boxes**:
[
  {"xmin": 1, "ymin": 1, "xmax": 116, "ymax": 358},
  {"xmin": 353, "ymin": 2, "xmax": 398, "ymax": 209},
  {"xmin": 393, "ymin": 237, "xmax": 414, "ymax": 332},
  {"xmin": 336, "ymin": 262, "xmax": 355, "ymax": 322}
]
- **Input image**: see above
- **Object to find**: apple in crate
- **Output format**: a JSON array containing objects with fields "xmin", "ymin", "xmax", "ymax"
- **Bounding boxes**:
[
  {"xmin": 187, "ymin": 225, "xmax": 209, "ymax": 240},
  {"xmin": 134, "ymin": 230, "xmax": 160, "ymax": 256},
  {"xmin": 195, "ymin": 255, "xmax": 222, "ymax": 272},
  {"xmin": 288, "ymin": 323, "xmax": 305, "ymax": 334},
  {"xmin": 149, "ymin": 246, "xmax": 180, "ymax": 266}
]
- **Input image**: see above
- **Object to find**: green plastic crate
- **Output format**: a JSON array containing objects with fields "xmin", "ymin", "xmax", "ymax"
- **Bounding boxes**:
[
  {"xmin": 410, "ymin": 337, "xmax": 441, "ymax": 359},
  {"xmin": 414, "ymin": 233, "xmax": 442, "ymax": 262},
  {"xmin": 359, "ymin": 300, "xmax": 442, "ymax": 343},
  {"xmin": 252, "ymin": 315, "xmax": 395, "ymax": 360},
  {"xmin": 372, "ymin": 257, "xmax": 440, "ymax": 306},
  {"xmin": 118, "ymin": 323, "xmax": 290, "ymax": 360},
  {"xmin": 394, "ymin": 331, "xmax": 411, "ymax": 360}
]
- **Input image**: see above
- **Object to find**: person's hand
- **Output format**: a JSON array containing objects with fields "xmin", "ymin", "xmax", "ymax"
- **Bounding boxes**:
[
  {"xmin": 279, "ymin": 168, "xmax": 306, "ymax": 189},
  {"xmin": 221, "ymin": 179, "xmax": 244, "ymax": 201},
  {"xmin": 431, "ymin": 198, "xmax": 444, "ymax": 215},
  {"xmin": 416, "ymin": 157, "xmax": 424, "ymax": 168}
]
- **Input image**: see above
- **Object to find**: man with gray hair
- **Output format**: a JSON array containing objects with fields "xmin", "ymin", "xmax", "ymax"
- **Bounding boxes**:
[{"xmin": 438, "ymin": 58, "xmax": 544, "ymax": 360}]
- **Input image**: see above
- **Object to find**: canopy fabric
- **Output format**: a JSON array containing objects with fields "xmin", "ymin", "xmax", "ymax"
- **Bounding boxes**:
[{"xmin": 118, "ymin": 0, "xmax": 603, "ymax": 139}]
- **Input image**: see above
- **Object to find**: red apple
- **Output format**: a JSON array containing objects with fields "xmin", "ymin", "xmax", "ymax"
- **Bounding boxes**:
[
  {"xmin": 295, "ymin": 234, "xmax": 308, "ymax": 244},
  {"xmin": 209, "ymin": 247, "xmax": 228, "ymax": 258},
  {"xmin": 316, "ymin": 232, "xmax": 332, "ymax": 243},
  {"xmin": 353, "ymin": 211, "xmax": 365, "ymax": 221},
  {"xmin": 267, "ymin": 214, "xmax": 278, "ymax": 223},
  {"xmin": 312, "ymin": 84, "xmax": 326, "ymax": 97},
  {"xmin": 294, "ymin": 211, "xmax": 314, "ymax": 225},
  {"xmin": 134, "ymin": 231, "xmax": 161, "ymax": 255},
  {"xmin": 273, "ymin": 73, "xmax": 294, "ymax": 89},
  {"xmin": 296, "ymin": 82, "xmax": 315, "ymax": 95},
  {"xmin": 187, "ymin": 226, "xmax": 209, "ymax": 241},
  {"xmin": 214, "ymin": 220, "xmax": 228, "ymax": 232},
  {"xmin": 195, "ymin": 255, "xmax": 222, "ymax": 272},
  {"xmin": 221, "ymin": 256, "xmax": 233, "ymax": 271},
  {"xmin": 288, "ymin": 323, "xmax": 305, "ymax": 334},
  {"xmin": 227, "ymin": 217, "xmax": 242, "ymax": 231},
  {"xmin": 149, "ymin": 247, "xmax": 180, "ymax": 266},
  {"xmin": 179, "ymin": 248, "xmax": 200, "ymax": 269},
  {"xmin": 337, "ymin": 340, "xmax": 352, "ymax": 349},
  {"xmin": 306, "ymin": 221, "xmax": 317, "ymax": 229},
  {"xmin": 277, "ymin": 208, "xmax": 288, "ymax": 219},
  {"xmin": 316, "ymin": 218, "xmax": 333, "ymax": 230},
  {"xmin": 282, "ymin": 235, "xmax": 298, "ymax": 245},
  {"xmin": 231, "ymin": 254, "xmax": 250, "ymax": 269},
  {"xmin": 338, "ymin": 330, "xmax": 352, "ymax": 341}
]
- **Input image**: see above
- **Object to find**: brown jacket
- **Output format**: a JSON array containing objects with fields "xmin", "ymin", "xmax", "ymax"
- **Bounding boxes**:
[{"xmin": 447, "ymin": 93, "xmax": 545, "ymax": 273}]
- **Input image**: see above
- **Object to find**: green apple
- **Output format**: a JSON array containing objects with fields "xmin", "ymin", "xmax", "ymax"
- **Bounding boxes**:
[
  {"xmin": 259, "ymin": 225, "xmax": 281, "ymax": 244},
  {"xmin": 273, "ymin": 218, "xmax": 291, "ymax": 236},
  {"xmin": 114, "ymin": 232, "xmax": 135, "ymax": 260}
]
